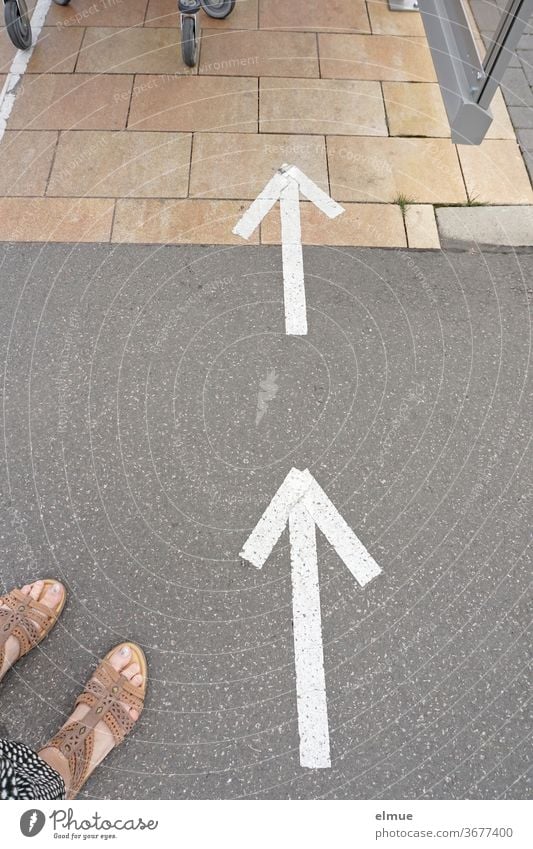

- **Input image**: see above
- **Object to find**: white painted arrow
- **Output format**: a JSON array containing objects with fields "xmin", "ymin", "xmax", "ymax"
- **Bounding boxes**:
[
  {"xmin": 233, "ymin": 165, "xmax": 344, "ymax": 336},
  {"xmin": 240, "ymin": 467, "xmax": 381, "ymax": 769}
]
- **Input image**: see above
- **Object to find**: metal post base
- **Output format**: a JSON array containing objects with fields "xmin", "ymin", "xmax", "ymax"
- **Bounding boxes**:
[{"xmin": 388, "ymin": 0, "xmax": 419, "ymax": 10}]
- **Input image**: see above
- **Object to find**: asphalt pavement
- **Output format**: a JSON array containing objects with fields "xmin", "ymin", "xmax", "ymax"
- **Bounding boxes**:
[{"xmin": 0, "ymin": 242, "xmax": 530, "ymax": 799}]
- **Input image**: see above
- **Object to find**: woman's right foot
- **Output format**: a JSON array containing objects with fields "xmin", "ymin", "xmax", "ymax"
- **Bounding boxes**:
[
  {"xmin": 0, "ymin": 580, "xmax": 66, "ymax": 682},
  {"xmin": 38, "ymin": 644, "xmax": 146, "ymax": 799}
]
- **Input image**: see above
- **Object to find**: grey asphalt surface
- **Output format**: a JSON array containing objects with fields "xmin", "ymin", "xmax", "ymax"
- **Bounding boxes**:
[{"xmin": 0, "ymin": 242, "xmax": 531, "ymax": 800}]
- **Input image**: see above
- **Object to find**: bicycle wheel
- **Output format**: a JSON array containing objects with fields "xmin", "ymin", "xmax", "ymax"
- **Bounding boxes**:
[
  {"xmin": 4, "ymin": 0, "xmax": 32, "ymax": 50},
  {"xmin": 201, "ymin": 0, "xmax": 235, "ymax": 19},
  {"xmin": 181, "ymin": 15, "xmax": 199, "ymax": 67}
]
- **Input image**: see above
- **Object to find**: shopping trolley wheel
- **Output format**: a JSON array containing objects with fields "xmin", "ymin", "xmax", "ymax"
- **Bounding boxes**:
[
  {"xmin": 181, "ymin": 15, "xmax": 199, "ymax": 67},
  {"xmin": 201, "ymin": 0, "xmax": 235, "ymax": 18},
  {"xmin": 4, "ymin": 0, "xmax": 32, "ymax": 50}
]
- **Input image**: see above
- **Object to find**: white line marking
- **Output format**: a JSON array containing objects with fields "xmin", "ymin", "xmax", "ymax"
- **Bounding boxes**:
[
  {"xmin": 279, "ymin": 175, "xmax": 307, "ymax": 335},
  {"xmin": 240, "ymin": 467, "xmax": 382, "ymax": 768},
  {"xmin": 232, "ymin": 171, "xmax": 289, "ymax": 240},
  {"xmin": 284, "ymin": 165, "xmax": 345, "ymax": 220},
  {"xmin": 0, "ymin": 0, "xmax": 53, "ymax": 140},
  {"xmin": 239, "ymin": 467, "xmax": 309, "ymax": 569},
  {"xmin": 303, "ymin": 477, "xmax": 382, "ymax": 588},
  {"xmin": 232, "ymin": 164, "xmax": 345, "ymax": 335},
  {"xmin": 289, "ymin": 501, "xmax": 331, "ymax": 768}
]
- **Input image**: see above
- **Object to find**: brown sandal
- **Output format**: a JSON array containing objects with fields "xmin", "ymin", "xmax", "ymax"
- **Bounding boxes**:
[
  {"xmin": 45, "ymin": 642, "xmax": 147, "ymax": 799},
  {"xmin": 0, "ymin": 580, "xmax": 66, "ymax": 673}
]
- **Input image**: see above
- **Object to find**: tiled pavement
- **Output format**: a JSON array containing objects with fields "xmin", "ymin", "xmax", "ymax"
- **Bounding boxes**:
[
  {"xmin": 470, "ymin": 0, "xmax": 533, "ymax": 182},
  {"xmin": 0, "ymin": 0, "xmax": 531, "ymax": 247}
]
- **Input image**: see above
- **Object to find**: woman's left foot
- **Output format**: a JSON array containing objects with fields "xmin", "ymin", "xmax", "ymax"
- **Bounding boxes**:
[{"xmin": 0, "ymin": 580, "xmax": 66, "ymax": 682}]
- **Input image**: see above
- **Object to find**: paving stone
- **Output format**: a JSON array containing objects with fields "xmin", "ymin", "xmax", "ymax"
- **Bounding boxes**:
[
  {"xmin": 47, "ymin": 131, "xmax": 192, "ymax": 197},
  {"xmin": 199, "ymin": 28, "xmax": 319, "ymax": 77},
  {"xmin": 27, "ymin": 27, "xmax": 85, "ymax": 74},
  {"xmin": 519, "ymin": 52, "xmax": 533, "ymax": 85},
  {"xmin": 145, "ymin": 0, "xmax": 258, "ymax": 29},
  {"xmin": 0, "ymin": 32, "xmax": 16, "ymax": 73},
  {"xmin": 76, "ymin": 26, "xmax": 195, "ymax": 74},
  {"xmin": 518, "ymin": 34, "xmax": 533, "ymax": 50},
  {"xmin": 327, "ymin": 136, "xmax": 466, "ymax": 203},
  {"xmin": 383, "ymin": 82, "xmax": 514, "ymax": 139},
  {"xmin": 508, "ymin": 106, "xmax": 533, "ymax": 128},
  {"xmin": 259, "ymin": 0, "xmax": 370, "ymax": 32},
  {"xmin": 0, "ymin": 131, "xmax": 57, "ymax": 196},
  {"xmin": 318, "ymin": 33, "xmax": 436, "ymax": 81},
  {"xmin": 367, "ymin": 0, "xmax": 425, "ymax": 36},
  {"xmin": 458, "ymin": 139, "xmax": 533, "ymax": 203},
  {"xmin": 260, "ymin": 200, "xmax": 406, "ymax": 246},
  {"xmin": 404, "ymin": 203, "xmax": 440, "ymax": 249},
  {"xmin": 500, "ymin": 67, "xmax": 533, "ymax": 106},
  {"xmin": 189, "ymin": 132, "xmax": 328, "ymax": 198},
  {"xmin": 0, "ymin": 197, "xmax": 114, "ymax": 241},
  {"xmin": 128, "ymin": 75, "xmax": 258, "ymax": 132},
  {"xmin": 436, "ymin": 205, "xmax": 533, "ymax": 246},
  {"xmin": 112, "ymin": 198, "xmax": 259, "ymax": 243},
  {"xmin": 517, "ymin": 127, "xmax": 533, "ymax": 147},
  {"xmin": 46, "ymin": 0, "xmax": 149, "ymax": 27},
  {"xmin": 8, "ymin": 74, "xmax": 133, "ymax": 130},
  {"xmin": 259, "ymin": 77, "xmax": 387, "ymax": 135}
]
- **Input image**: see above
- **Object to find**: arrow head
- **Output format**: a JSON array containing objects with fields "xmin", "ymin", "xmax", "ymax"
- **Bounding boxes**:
[
  {"xmin": 241, "ymin": 468, "xmax": 381, "ymax": 586},
  {"xmin": 232, "ymin": 164, "xmax": 344, "ymax": 240}
]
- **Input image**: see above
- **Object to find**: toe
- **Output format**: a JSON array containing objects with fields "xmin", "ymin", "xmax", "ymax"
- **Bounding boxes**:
[
  {"xmin": 122, "ymin": 662, "xmax": 140, "ymax": 681},
  {"xmin": 108, "ymin": 644, "xmax": 132, "ymax": 673},
  {"xmin": 131, "ymin": 674, "xmax": 143, "ymax": 688},
  {"xmin": 29, "ymin": 580, "xmax": 44, "ymax": 601},
  {"xmin": 21, "ymin": 584, "xmax": 32, "ymax": 595},
  {"xmin": 129, "ymin": 708, "xmax": 140, "ymax": 721},
  {"xmin": 41, "ymin": 582, "xmax": 65, "ymax": 610}
]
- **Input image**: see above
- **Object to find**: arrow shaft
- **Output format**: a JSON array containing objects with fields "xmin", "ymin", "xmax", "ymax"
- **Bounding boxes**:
[
  {"xmin": 289, "ymin": 502, "xmax": 331, "ymax": 769},
  {"xmin": 279, "ymin": 179, "xmax": 308, "ymax": 336}
]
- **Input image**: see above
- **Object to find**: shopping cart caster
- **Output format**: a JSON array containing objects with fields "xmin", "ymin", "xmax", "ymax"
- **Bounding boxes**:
[
  {"xmin": 179, "ymin": 0, "xmax": 201, "ymax": 68},
  {"xmin": 4, "ymin": 0, "xmax": 32, "ymax": 50},
  {"xmin": 201, "ymin": 0, "xmax": 235, "ymax": 18}
]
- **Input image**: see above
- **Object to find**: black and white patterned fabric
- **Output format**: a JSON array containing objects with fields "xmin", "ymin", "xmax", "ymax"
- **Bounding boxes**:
[{"xmin": 0, "ymin": 738, "xmax": 65, "ymax": 800}]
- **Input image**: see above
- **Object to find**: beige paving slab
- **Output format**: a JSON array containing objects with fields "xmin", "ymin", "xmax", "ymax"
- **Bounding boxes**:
[
  {"xmin": 47, "ymin": 130, "xmax": 192, "ymax": 197},
  {"xmin": 259, "ymin": 77, "xmax": 387, "ymax": 135},
  {"xmin": 0, "ymin": 131, "xmax": 57, "ymax": 196},
  {"xmin": 27, "ymin": 27, "xmax": 85, "ymax": 74},
  {"xmin": 199, "ymin": 28, "xmax": 319, "ymax": 77},
  {"xmin": 46, "ymin": 0, "xmax": 149, "ymax": 27},
  {"xmin": 457, "ymin": 140, "xmax": 533, "ymax": 204},
  {"xmin": 404, "ymin": 204, "xmax": 440, "ymax": 249},
  {"xmin": 261, "ymin": 201, "xmax": 406, "ymax": 246},
  {"xmin": 145, "ymin": 0, "xmax": 258, "ymax": 29},
  {"xmin": 76, "ymin": 26, "xmax": 195, "ymax": 74},
  {"xmin": 327, "ymin": 136, "xmax": 467, "ymax": 203},
  {"xmin": 189, "ymin": 132, "xmax": 328, "ymax": 198},
  {"xmin": 0, "ymin": 35, "xmax": 16, "ymax": 73},
  {"xmin": 112, "ymin": 198, "xmax": 260, "ymax": 243},
  {"xmin": 318, "ymin": 33, "xmax": 436, "ymax": 81},
  {"xmin": 128, "ymin": 75, "xmax": 257, "ymax": 132},
  {"xmin": 367, "ymin": 0, "xmax": 425, "ymax": 36},
  {"xmin": 383, "ymin": 82, "xmax": 515, "ymax": 139},
  {"xmin": 0, "ymin": 197, "xmax": 114, "ymax": 241},
  {"xmin": 8, "ymin": 74, "xmax": 133, "ymax": 130},
  {"xmin": 259, "ymin": 0, "xmax": 370, "ymax": 32}
]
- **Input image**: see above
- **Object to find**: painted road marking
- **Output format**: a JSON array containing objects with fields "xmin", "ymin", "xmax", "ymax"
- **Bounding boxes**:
[
  {"xmin": 240, "ymin": 467, "xmax": 382, "ymax": 769},
  {"xmin": 0, "ymin": 0, "xmax": 53, "ymax": 139},
  {"xmin": 233, "ymin": 165, "xmax": 345, "ymax": 336}
]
